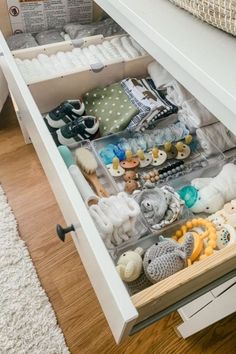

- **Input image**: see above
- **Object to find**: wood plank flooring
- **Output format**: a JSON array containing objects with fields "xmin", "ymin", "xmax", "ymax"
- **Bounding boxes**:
[{"xmin": 0, "ymin": 98, "xmax": 236, "ymax": 354}]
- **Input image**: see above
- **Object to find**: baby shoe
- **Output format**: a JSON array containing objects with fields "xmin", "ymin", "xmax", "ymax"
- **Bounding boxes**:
[
  {"xmin": 45, "ymin": 99, "xmax": 85, "ymax": 129},
  {"xmin": 52, "ymin": 115, "xmax": 99, "ymax": 148}
]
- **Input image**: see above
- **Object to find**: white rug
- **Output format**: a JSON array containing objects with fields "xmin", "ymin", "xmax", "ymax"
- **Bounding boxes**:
[{"xmin": 0, "ymin": 186, "xmax": 70, "ymax": 354}]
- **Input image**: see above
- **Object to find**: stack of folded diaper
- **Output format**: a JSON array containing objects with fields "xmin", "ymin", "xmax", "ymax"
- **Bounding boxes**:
[
  {"xmin": 7, "ymin": 18, "xmax": 126, "ymax": 50},
  {"xmin": 15, "ymin": 35, "xmax": 145, "ymax": 83}
]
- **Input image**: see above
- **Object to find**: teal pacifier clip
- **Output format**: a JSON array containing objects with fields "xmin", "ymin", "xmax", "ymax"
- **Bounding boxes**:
[{"xmin": 178, "ymin": 185, "xmax": 199, "ymax": 208}]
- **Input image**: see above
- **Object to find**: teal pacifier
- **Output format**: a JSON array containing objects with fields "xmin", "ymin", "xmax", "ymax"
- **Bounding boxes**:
[{"xmin": 178, "ymin": 185, "xmax": 199, "ymax": 208}]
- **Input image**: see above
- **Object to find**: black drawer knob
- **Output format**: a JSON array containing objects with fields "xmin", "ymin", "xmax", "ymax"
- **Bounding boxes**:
[{"xmin": 56, "ymin": 224, "xmax": 75, "ymax": 242}]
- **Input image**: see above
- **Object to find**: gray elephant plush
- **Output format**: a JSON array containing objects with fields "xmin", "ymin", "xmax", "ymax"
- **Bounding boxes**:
[{"xmin": 143, "ymin": 233, "xmax": 194, "ymax": 283}]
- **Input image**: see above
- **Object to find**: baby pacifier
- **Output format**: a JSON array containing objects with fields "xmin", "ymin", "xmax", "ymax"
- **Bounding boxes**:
[
  {"xmin": 99, "ymin": 145, "xmax": 116, "ymax": 165},
  {"xmin": 107, "ymin": 157, "xmax": 125, "ymax": 177},
  {"xmin": 150, "ymin": 147, "xmax": 167, "ymax": 166},
  {"xmin": 120, "ymin": 150, "xmax": 140, "ymax": 170},
  {"xmin": 178, "ymin": 185, "xmax": 199, "ymax": 208},
  {"xmin": 175, "ymin": 141, "xmax": 191, "ymax": 160},
  {"xmin": 137, "ymin": 149, "xmax": 152, "ymax": 168},
  {"xmin": 164, "ymin": 142, "xmax": 178, "ymax": 160}
]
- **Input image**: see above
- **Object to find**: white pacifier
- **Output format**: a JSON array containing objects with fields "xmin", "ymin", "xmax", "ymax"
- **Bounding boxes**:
[
  {"xmin": 107, "ymin": 157, "xmax": 125, "ymax": 177},
  {"xmin": 150, "ymin": 147, "xmax": 167, "ymax": 166},
  {"xmin": 176, "ymin": 142, "xmax": 191, "ymax": 160},
  {"xmin": 137, "ymin": 149, "xmax": 152, "ymax": 168}
]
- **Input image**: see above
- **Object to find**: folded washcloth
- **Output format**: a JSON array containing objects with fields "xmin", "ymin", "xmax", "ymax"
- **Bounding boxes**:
[
  {"xmin": 178, "ymin": 98, "xmax": 218, "ymax": 132},
  {"xmin": 196, "ymin": 122, "xmax": 236, "ymax": 156}
]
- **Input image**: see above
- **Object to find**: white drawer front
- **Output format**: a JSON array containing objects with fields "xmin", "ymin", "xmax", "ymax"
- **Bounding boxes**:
[{"xmin": 0, "ymin": 31, "xmax": 138, "ymax": 344}]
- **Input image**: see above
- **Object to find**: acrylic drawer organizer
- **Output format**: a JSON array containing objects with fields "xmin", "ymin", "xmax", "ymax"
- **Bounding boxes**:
[
  {"xmin": 72, "ymin": 140, "xmax": 119, "ymax": 197},
  {"xmin": 115, "ymin": 218, "xmax": 194, "ymax": 295},
  {"xmin": 92, "ymin": 129, "xmax": 225, "ymax": 193}
]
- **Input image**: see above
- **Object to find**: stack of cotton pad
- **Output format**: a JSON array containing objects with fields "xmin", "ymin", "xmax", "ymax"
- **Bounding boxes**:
[{"xmin": 15, "ymin": 36, "xmax": 147, "ymax": 83}]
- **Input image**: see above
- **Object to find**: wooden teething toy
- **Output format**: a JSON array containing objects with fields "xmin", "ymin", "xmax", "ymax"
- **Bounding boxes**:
[
  {"xmin": 173, "ymin": 218, "xmax": 217, "ymax": 264},
  {"xmin": 150, "ymin": 147, "xmax": 167, "ymax": 166},
  {"xmin": 107, "ymin": 157, "xmax": 125, "ymax": 177},
  {"xmin": 120, "ymin": 150, "xmax": 140, "ymax": 170},
  {"xmin": 137, "ymin": 149, "xmax": 152, "ymax": 168}
]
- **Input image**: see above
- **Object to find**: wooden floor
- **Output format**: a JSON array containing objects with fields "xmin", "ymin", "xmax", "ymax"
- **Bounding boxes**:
[{"xmin": 0, "ymin": 98, "xmax": 236, "ymax": 354}]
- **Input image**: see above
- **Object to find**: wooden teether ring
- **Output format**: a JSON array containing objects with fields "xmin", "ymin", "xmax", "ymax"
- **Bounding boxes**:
[{"xmin": 173, "ymin": 218, "xmax": 217, "ymax": 263}]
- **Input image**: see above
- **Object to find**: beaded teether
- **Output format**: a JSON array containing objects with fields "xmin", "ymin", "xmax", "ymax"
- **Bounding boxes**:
[
  {"xmin": 107, "ymin": 157, "xmax": 125, "ymax": 177},
  {"xmin": 137, "ymin": 149, "xmax": 152, "ymax": 168},
  {"xmin": 150, "ymin": 147, "xmax": 167, "ymax": 166},
  {"xmin": 176, "ymin": 141, "xmax": 191, "ymax": 160},
  {"xmin": 173, "ymin": 218, "xmax": 217, "ymax": 264},
  {"xmin": 120, "ymin": 150, "xmax": 140, "ymax": 170},
  {"xmin": 143, "ymin": 169, "xmax": 159, "ymax": 183},
  {"xmin": 164, "ymin": 142, "xmax": 178, "ymax": 160}
]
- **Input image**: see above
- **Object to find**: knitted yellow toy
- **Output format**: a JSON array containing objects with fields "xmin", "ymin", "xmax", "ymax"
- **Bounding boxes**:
[{"xmin": 173, "ymin": 218, "xmax": 217, "ymax": 265}]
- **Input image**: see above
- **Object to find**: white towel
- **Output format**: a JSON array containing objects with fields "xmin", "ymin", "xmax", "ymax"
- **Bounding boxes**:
[{"xmin": 178, "ymin": 98, "xmax": 218, "ymax": 131}]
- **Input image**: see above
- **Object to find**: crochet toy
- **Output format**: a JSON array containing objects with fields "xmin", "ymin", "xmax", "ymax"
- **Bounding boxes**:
[
  {"xmin": 143, "ymin": 234, "xmax": 194, "ymax": 283},
  {"xmin": 116, "ymin": 247, "xmax": 144, "ymax": 282},
  {"xmin": 179, "ymin": 164, "xmax": 236, "ymax": 214},
  {"xmin": 134, "ymin": 186, "xmax": 184, "ymax": 230}
]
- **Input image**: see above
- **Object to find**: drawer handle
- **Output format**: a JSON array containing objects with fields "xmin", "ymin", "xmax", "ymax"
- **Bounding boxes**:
[{"xmin": 56, "ymin": 224, "xmax": 75, "ymax": 242}]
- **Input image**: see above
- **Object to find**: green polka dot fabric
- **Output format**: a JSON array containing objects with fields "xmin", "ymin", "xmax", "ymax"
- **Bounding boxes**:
[{"xmin": 83, "ymin": 83, "xmax": 139, "ymax": 136}]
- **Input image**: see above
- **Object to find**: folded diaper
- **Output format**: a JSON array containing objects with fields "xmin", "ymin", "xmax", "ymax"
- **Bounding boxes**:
[
  {"xmin": 178, "ymin": 99, "xmax": 218, "ymax": 132},
  {"xmin": 35, "ymin": 30, "xmax": 64, "ymax": 45},
  {"xmin": 64, "ymin": 18, "xmax": 125, "ymax": 40},
  {"xmin": 7, "ymin": 33, "xmax": 38, "ymax": 50},
  {"xmin": 196, "ymin": 122, "xmax": 236, "ymax": 156},
  {"xmin": 83, "ymin": 83, "xmax": 139, "ymax": 136}
]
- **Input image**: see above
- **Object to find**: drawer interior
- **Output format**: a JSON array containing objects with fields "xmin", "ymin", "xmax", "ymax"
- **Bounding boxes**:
[
  {"xmin": 25, "ymin": 49, "xmax": 236, "ymax": 325},
  {"xmin": 1, "ymin": 29, "xmax": 236, "ymax": 341}
]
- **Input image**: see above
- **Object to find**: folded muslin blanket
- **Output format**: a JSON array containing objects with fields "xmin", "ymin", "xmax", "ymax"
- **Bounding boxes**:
[
  {"xmin": 83, "ymin": 83, "xmax": 139, "ymax": 136},
  {"xmin": 178, "ymin": 99, "xmax": 218, "ymax": 131},
  {"xmin": 147, "ymin": 61, "xmax": 173, "ymax": 89},
  {"xmin": 196, "ymin": 122, "xmax": 236, "ymax": 156},
  {"xmin": 148, "ymin": 61, "xmax": 194, "ymax": 106}
]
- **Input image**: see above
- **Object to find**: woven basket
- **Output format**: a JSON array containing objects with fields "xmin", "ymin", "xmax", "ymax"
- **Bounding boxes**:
[{"xmin": 169, "ymin": 0, "xmax": 236, "ymax": 36}]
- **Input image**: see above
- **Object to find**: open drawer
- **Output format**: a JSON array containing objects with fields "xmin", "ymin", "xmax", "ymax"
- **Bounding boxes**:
[{"xmin": 0, "ymin": 30, "xmax": 236, "ymax": 344}]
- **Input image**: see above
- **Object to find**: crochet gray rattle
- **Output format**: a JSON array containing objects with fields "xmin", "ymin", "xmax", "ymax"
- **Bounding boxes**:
[{"xmin": 143, "ymin": 233, "xmax": 194, "ymax": 283}]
